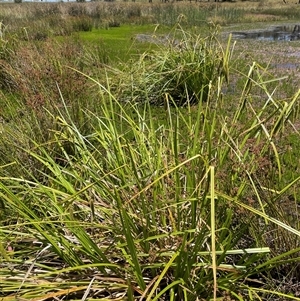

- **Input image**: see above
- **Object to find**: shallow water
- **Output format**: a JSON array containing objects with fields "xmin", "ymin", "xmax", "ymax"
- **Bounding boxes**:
[{"xmin": 232, "ymin": 25, "xmax": 300, "ymax": 41}]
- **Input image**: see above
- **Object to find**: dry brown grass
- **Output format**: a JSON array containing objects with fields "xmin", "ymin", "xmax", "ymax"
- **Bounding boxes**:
[{"xmin": 243, "ymin": 13, "xmax": 283, "ymax": 22}]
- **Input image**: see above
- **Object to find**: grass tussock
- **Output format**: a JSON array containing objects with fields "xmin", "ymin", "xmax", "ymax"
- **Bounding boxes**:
[{"xmin": 119, "ymin": 21, "xmax": 230, "ymax": 106}]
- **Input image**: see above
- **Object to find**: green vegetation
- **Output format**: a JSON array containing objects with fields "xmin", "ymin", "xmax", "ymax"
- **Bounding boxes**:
[
  {"xmin": 0, "ymin": 1, "xmax": 300, "ymax": 300},
  {"xmin": 77, "ymin": 24, "xmax": 162, "ymax": 62}
]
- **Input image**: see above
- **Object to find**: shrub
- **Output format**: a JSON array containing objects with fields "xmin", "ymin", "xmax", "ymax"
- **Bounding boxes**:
[
  {"xmin": 68, "ymin": 3, "xmax": 87, "ymax": 16},
  {"xmin": 72, "ymin": 16, "xmax": 93, "ymax": 32}
]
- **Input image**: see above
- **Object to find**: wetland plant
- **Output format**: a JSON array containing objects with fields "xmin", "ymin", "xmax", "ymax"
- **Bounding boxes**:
[
  {"xmin": 120, "ymin": 22, "xmax": 231, "ymax": 106},
  {"xmin": 0, "ymin": 4, "xmax": 300, "ymax": 300},
  {"xmin": 0, "ymin": 31, "xmax": 300, "ymax": 300}
]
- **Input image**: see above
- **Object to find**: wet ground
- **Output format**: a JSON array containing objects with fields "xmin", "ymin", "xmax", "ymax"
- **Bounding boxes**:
[
  {"xmin": 230, "ymin": 24, "xmax": 300, "ymax": 73},
  {"xmin": 232, "ymin": 24, "xmax": 300, "ymax": 41}
]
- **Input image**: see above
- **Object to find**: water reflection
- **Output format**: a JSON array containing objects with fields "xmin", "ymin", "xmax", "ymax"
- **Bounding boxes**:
[{"xmin": 232, "ymin": 25, "xmax": 300, "ymax": 41}]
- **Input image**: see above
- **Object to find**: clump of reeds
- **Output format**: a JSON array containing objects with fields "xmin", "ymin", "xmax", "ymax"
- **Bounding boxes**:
[{"xmin": 119, "ymin": 21, "xmax": 230, "ymax": 106}]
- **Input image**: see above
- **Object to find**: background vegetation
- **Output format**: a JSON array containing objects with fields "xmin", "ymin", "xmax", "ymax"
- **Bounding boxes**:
[{"xmin": 0, "ymin": 0, "xmax": 300, "ymax": 300}]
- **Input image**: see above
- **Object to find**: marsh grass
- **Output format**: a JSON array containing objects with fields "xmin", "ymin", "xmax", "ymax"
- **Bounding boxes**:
[
  {"xmin": 1, "ymin": 1, "xmax": 299, "ymax": 40},
  {"xmin": 0, "ymin": 1, "xmax": 300, "ymax": 300},
  {"xmin": 1, "ymin": 25, "xmax": 300, "ymax": 300},
  {"xmin": 119, "ymin": 21, "xmax": 230, "ymax": 106}
]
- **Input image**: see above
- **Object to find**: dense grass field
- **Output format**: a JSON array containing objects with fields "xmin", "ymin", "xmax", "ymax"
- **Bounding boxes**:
[{"xmin": 0, "ymin": 0, "xmax": 300, "ymax": 300}]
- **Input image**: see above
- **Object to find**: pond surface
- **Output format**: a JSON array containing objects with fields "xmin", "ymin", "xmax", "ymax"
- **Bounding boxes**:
[{"xmin": 232, "ymin": 25, "xmax": 300, "ymax": 41}]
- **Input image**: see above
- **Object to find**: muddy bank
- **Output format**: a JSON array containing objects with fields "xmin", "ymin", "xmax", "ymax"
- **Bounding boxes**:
[{"xmin": 232, "ymin": 24, "xmax": 300, "ymax": 41}]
